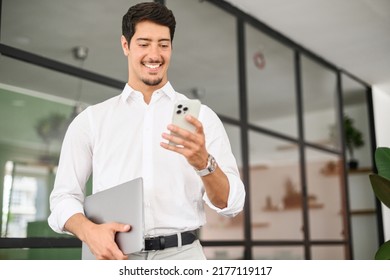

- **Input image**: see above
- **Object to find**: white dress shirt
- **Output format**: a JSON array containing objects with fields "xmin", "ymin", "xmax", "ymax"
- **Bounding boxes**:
[{"xmin": 48, "ymin": 82, "xmax": 245, "ymax": 237}]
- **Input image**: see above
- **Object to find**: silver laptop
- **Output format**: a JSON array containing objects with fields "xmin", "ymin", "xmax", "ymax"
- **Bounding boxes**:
[{"xmin": 81, "ymin": 177, "xmax": 144, "ymax": 259}]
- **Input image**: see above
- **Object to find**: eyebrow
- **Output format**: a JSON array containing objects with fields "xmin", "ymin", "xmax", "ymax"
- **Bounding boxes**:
[{"xmin": 136, "ymin": 38, "xmax": 171, "ymax": 43}]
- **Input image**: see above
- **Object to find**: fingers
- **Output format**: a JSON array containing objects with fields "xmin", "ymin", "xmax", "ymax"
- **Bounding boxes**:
[
  {"xmin": 110, "ymin": 245, "xmax": 129, "ymax": 260},
  {"xmin": 114, "ymin": 223, "xmax": 131, "ymax": 233},
  {"xmin": 185, "ymin": 114, "xmax": 203, "ymax": 131},
  {"xmin": 161, "ymin": 117, "xmax": 209, "ymax": 169},
  {"xmin": 108, "ymin": 223, "xmax": 131, "ymax": 260},
  {"xmin": 95, "ymin": 242, "xmax": 128, "ymax": 260},
  {"xmin": 88, "ymin": 223, "xmax": 131, "ymax": 260},
  {"xmin": 161, "ymin": 131, "xmax": 201, "ymax": 158},
  {"xmin": 163, "ymin": 116, "xmax": 204, "ymax": 148}
]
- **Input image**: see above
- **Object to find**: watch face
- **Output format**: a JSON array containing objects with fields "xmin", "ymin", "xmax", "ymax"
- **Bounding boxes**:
[
  {"xmin": 209, "ymin": 156, "xmax": 217, "ymax": 171},
  {"xmin": 195, "ymin": 154, "xmax": 217, "ymax": 176}
]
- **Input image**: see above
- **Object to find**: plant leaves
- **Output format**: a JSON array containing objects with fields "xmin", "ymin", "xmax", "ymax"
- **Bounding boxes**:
[
  {"xmin": 371, "ymin": 148, "xmax": 390, "ymax": 260},
  {"xmin": 375, "ymin": 240, "xmax": 390, "ymax": 260},
  {"xmin": 369, "ymin": 174, "xmax": 390, "ymax": 208},
  {"xmin": 375, "ymin": 147, "xmax": 390, "ymax": 180}
]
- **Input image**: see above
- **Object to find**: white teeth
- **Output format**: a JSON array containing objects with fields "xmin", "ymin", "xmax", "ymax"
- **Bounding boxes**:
[{"xmin": 144, "ymin": 64, "xmax": 160, "ymax": 69}]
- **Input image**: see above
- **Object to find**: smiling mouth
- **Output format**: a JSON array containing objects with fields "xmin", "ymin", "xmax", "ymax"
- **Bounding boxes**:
[{"xmin": 143, "ymin": 63, "xmax": 162, "ymax": 69}]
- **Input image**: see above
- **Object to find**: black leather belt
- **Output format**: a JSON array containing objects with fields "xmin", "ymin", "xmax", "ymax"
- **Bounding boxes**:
[{"xmin": 144, "ymin": 230, "xmax": 198, "ymax": 251}]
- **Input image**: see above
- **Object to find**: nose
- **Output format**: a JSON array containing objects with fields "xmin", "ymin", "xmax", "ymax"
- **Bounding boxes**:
[{"xmin": 148, "ymin": 44, "xmax": 160, "ymax": 61}]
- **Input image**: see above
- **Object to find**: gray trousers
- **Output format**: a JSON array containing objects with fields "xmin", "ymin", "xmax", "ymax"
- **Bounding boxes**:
[{"xmin": 127, "ymin": 240, "xmax": 206, "ymax": 260}]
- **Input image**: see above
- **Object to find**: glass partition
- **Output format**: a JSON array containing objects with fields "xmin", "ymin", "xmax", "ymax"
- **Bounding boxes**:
[
  {"xmin": 0, "ymin": 56, "xmax": 110, "ymax": 259},
  {"xmin": 305, "ymin": 148, "xmax": 345, "ymax": 241},
  {"xmin": 0, "ymin": 54, "xmax": 120, "ymax": 106},
  {"xmin": 1, "ymin": 0, "xmax": 148, "ymax": 80},
  {"xmin": 253, "ymin": 246, "xmax": 304, "ymax": 260},
  {"xmin": 203, "ymin": 246, "xmax": 244, "ymax": 260},
  {"xmin": 301, "ymin": 55, "xmax": 339, "ymax": 150},
  {"xmin": 249, "ymin": 131, "xmax": 302, "ymax": 240},
  {"xmin": 166, "ymin": 0, "xmax": 239, "ymax": 119},
  {"xmin": 342, "ymin": 74, "xmax": 378, "ymax": 259},
  {"xmin": 311, "ymin": 245, "xmax": 345, "ymax": 260},
  {"xmin": 245, "ymin": 23, "xmax": 297, "ymax": 138},
  {"xmin": 342, "ymin": 74, "xmax": 371, "ymax": 168},
  {"xmin": 2, "ymin": 162, "xmax": 53, "ymax": 238}
]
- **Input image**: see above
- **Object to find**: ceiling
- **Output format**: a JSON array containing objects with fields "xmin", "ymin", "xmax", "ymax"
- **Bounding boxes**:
[{"xmin": 226, "ymin": 0, "xmax": 390, "ymax": 94}]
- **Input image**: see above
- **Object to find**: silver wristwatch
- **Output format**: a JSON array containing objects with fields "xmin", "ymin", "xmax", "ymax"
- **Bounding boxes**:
[{"xmin": 194, "ymin": 154, "xmax": 217, "ymax": 177}]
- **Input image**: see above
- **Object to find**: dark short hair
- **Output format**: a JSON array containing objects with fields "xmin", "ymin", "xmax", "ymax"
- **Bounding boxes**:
[{"xmin": 122, "ymin": 2, "xmax": 176, "ymax": 43}]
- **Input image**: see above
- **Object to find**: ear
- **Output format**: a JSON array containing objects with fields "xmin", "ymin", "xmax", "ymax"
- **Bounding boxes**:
[{"xmin": 121, "ymin": 35, "xmax": 129, "ymax": 56}]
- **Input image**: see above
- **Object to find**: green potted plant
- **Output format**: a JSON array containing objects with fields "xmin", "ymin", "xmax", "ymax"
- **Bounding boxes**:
[
  {"xmin": 369, "ymin": 147, "xmax": 390, "ymax": 259},
  {"xmin": 344, "ymin": 115, "xmax": 364, "ymax": 169}
]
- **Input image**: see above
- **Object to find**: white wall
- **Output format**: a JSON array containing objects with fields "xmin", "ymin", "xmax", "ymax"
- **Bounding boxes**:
[{"xmin": 372, "ymin": 86, "xmax": 390, "ymax": 241}]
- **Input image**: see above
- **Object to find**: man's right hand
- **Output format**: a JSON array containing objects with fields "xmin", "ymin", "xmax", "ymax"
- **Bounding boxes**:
[
  {"xmin": 64, "ymin": 213, "xmax": 131, "ymax": 260},
  {"xmin": 84, "ymin": 222, "xmax": 131, "ymax": 260}
]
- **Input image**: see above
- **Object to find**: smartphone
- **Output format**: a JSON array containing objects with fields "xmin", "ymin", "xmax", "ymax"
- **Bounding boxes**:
[{"xmin": 169, "ymin": 99, "xmax": 201, "ymax": 146}]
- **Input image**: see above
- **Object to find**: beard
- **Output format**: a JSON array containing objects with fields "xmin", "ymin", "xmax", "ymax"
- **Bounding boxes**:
[{"xmin": 141, "ymin": 77, "xmax": 163, "ymax": 86}]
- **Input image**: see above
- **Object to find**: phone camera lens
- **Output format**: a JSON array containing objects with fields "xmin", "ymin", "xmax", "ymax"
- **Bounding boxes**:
[
  {"xmin": 176, "ymin": 110, "xmax": 182, "ymax": 114},
  {"xmin": 177, "ymin": 104, "xmax": 183, "ymax": 109},
  {"xmin": 183, "ymin": 107, "xmax": 188, "ymax": 111}
]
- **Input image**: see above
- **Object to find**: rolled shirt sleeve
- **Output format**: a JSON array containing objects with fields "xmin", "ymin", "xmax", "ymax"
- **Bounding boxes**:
[
  {"xmin": 48, "ymin": 197, "xmax": 85, "ymax": 234},
  {"xmin": 200, "ymin": 106, "xmax": 246, "ymax": 217},
  {"xmin": 48, "ymin": 109, "xmax": 93, "ymax": 234},
  {"xmin": 203, "ymin": 171, "xmax": 245, "ymax": 217}
]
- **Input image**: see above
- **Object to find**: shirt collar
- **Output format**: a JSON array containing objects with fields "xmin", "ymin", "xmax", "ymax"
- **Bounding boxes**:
[{"xmin": 120, "ymin": 82, "xmax": 176, "ymax": 103}]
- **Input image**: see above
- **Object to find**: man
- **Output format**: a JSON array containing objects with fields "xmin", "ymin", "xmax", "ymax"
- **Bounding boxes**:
[{"xmin": 48, "ymin": 2, "xmax": 245, "ymax": 260}]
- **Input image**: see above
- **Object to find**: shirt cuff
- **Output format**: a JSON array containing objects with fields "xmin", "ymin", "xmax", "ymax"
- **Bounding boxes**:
[
  {"xmin": 203, "ymin": 172, "xmax": 245, "ymax": 217},
  {"xmin": 48, "ymin": 197, "xmax": 84, "ymax": 234}
]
